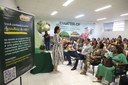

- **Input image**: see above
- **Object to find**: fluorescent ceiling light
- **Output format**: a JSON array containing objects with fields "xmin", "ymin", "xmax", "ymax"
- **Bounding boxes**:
[
  {"xmin": 97, "ymin": 18, "xmax": 107, "ymax": 21},
  {"xmin": 51, "ymin": 11, "xmax": 58, "ymax": 15},
  {"xmin": 120, "ymin": 13, "xmax": 128, "ymax": 16},
  {"xmin": 75, "ymin": 14, "xmax": 84, "ymax": 18},
  {"xmin": 63, "ymin": 0, "xmax": 74, "ymax": 6},
  {"xmin": 95, "ymin": 5, "xmax": 112, "ymax": 12}
]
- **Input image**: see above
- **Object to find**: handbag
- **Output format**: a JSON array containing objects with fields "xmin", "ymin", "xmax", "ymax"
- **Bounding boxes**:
[
  {"xmin": 102, "ymin": 57, "xmax": 114, "ymax": 67},
  {"xmin": 119, "ymin": 75, "xmax": 128, "ymax": 85}
]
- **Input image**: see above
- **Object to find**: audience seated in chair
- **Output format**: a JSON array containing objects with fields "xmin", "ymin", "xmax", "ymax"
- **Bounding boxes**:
[
  {"xmin": 71, "ymin": 38, "xmax": 93, "ymax": 75},
  {"xmin": 90, "ymin": 41, "xmax": 104, "ymax": 63},
  {"xmin": 93, "ymin": 45, "xmax": 128, "ymax": 84},
  {"xmin": 90, "ymin": 41, "xmax": 105, "ymax": 75},
  {"xmin": 64, "ymin": 39, "xmax": 82, "ymax": 65}
]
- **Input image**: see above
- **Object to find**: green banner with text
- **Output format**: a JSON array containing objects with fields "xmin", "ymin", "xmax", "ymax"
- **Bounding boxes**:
[{"xmin": 0, "ymin": 6, "xmax": 34, "ymax": 85}]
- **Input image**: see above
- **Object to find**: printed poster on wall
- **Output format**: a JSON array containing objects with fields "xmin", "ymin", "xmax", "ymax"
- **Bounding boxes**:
[
  {"xmin": 35, "ymin": 20, "xmax": 95, "ymax": 48},
  {"xmin": 0, "ymin": 6, "xmax": 34, "ymax": 85},
  {"xmin": 46, "ymin": 20, "xmax": 95, "ymax": 38}
]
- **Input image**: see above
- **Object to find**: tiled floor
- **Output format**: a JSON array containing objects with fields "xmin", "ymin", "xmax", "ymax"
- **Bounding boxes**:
[{"xmin": 8, "ymin": 62, "xmax": 102, "ymax": 85}]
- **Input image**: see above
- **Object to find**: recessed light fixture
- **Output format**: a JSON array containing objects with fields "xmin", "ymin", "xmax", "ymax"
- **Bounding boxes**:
[
  {"xmin": 51, "ymin": 11, "xmax": 58, "ymax": 16},
  {"xmin": 63, "ymin": 0, "xmax": 74, "ymax": 7},
  {"xmin": 120, "ymin": 13, "xmax": 128, "ymax": 16},
  {"xmin": 97, "ymin": 18, "xmax": 107, "ymax": 21},
  {"xmin": 75, "ymin": 14, "xmax": 84, "ymax": 18},
  {"xmin": 95, "ymin": 5, "xmax": 112, "ymax": 12}
]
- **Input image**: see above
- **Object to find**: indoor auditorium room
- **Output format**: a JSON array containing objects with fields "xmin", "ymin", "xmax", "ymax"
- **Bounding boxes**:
[{"xmin": 0, "ymin": 0, "xmax": 128, "ymax": 85}]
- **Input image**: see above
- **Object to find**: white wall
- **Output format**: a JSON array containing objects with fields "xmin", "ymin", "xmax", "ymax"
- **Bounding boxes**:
[
  {"xmin": 0, "ymin": 0, "xmax": 17, "ymax": 9},
  {"xmin": 93, "ymin": 22, "xmax": 104, "ymax": 38},
  {"xmin": 94, "ymin": 20, "xmax": 128, "ymax": 39}
]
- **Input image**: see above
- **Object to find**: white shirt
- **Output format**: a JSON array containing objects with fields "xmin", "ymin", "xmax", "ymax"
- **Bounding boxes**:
[{"xmin": 81, "ymin": 43, "xmax": 93, "ymax": 56}]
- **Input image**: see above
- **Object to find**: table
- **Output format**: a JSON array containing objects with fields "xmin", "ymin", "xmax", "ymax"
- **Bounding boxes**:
[{"xmin": 30, "ymin": 50, "xmax": 53, "ymax": 74}]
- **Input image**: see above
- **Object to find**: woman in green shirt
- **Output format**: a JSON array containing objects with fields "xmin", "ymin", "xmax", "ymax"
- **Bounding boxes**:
[{"xmin": 94, "ymin": 45, "xmax": 128, "ymax": 83}]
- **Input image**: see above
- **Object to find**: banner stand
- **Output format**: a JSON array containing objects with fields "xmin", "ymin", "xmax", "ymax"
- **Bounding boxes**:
[
  {"xmin": 0, "ymin": 6, "xmax": 34, "ymax": 85},
  {"xmin": 20, "ymin": 77, "xmax": 22, "ymax": 85}
]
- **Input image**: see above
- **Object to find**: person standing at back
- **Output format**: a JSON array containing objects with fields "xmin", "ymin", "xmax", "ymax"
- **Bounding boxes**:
[
  {"xmin": 52, "ymin": 26, "xmax": 64, "ymax": 73},
  {"xmin": 44, "ymin": 31, "xmax": 50, "ymax": 50}
]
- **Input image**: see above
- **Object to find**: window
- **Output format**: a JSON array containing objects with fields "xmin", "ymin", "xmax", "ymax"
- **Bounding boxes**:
[
  {"xmin": 104, "ymin": 21, "xmax": 125, "ymax": 31},
  {"xmin": 104, "ymin": 22, "xmax": 113, "ymax": 31},
  {"xmin": 113, "ymin": 21, "xmax": 125, "ymax": 31}
]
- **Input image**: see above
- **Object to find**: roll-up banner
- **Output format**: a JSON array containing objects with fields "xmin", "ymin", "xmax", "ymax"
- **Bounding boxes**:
[{"xmin": 0, "ymin": 6, "xmax": 34, "ymax": 85}]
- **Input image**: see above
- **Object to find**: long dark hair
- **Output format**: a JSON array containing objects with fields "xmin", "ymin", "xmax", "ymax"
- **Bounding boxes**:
[
  {"xmin": 115, "ymin": 45, "xmax": 124, "ymax": 54},
  {"xmin": 54, "ymin": 26, "xmax": 60, "ymax": 34},
  {"xmin": 44, "ymin": 31, "xmax": 48, "ymax": 36}
]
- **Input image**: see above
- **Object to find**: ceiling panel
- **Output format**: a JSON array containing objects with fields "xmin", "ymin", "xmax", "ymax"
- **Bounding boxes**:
[{"xmin": 15, "ymin": 0, "xmax": 128, "ymax": 22}]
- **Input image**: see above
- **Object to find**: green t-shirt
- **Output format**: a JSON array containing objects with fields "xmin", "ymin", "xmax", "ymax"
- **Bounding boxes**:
[{"xmin": 112, "ymin": 53, "xmax": 128, "ymax": 64}]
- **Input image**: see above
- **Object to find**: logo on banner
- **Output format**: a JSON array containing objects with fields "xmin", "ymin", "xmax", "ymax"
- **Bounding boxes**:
[{"xmin": 19, "ymin": 14, "xmax": 32, "ymax": 21}]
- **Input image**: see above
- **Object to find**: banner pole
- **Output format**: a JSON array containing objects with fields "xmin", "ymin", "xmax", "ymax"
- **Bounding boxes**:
[{"xmin": 20, "ymin": 77, "xmax": 22, "ymax": 85}]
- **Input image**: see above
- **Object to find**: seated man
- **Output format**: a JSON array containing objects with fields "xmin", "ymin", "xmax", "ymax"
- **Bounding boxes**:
[
  {"xmin": 30, "ymin": 45, "xmax": 53, "ymax": 74},
  {"xmin": 64, "ymin": 41, "xmax": 83, "ymax": 65},
  {"xmin": 71, "ymin": 38, "xmax": 93, "ymax": 75},
  {"xmin": 65, "ymin": 50, "xmax": 84, "ymax": 65}
]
